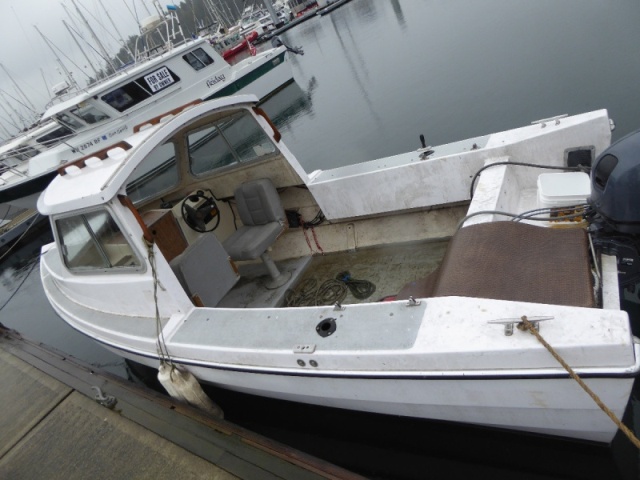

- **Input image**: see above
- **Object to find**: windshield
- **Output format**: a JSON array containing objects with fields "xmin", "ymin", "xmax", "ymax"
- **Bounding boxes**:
[{"xmin": 70, "ymin": 103, "xmax": 111, "ymax": 124}]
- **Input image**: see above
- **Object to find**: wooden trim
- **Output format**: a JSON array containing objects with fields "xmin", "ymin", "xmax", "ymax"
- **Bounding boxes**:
[
  {"xmin": 133, "ymin": 99, "xmax": 203, "ymax": 133},
  {"xmin": 58, "ymin": 141, "xmax": 132, "ymax": 176},
  {"xmin": 191, "ymin": 294, "xmax": 204, "ymax": 307},
  {"xmin": 118, "ymin": 195, "xmax": 154, "ymax": 243},
  {"xmin": 228, "ymin": 258, "xmax": 239, "ymax": 276},
  {"xmin": 252, "ymin": 106, "xmax": 281, "ymax": 143}
]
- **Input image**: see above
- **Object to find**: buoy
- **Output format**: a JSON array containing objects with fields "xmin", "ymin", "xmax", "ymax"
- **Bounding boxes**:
[{"xmin": 157, "ymin": 363, "xmax": 224, "ymax": 418}]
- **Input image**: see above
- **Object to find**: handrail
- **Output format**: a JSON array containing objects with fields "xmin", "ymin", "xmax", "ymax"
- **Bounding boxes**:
[
  {"xmin": 132, "ymin": 99, "xmax": 203, "ymax": 133},
  {"xmin": 252, "ymin": 107, "xmax": 281, "ymax": 143},
  {"xmin": 58, "ymin": 141, "xmax": 132, "ymax": 176}
]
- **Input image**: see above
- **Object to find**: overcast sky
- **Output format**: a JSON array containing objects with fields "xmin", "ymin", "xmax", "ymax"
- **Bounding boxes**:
[{"xmin": 0, "ymin": 0, "xmax": 163, "ymax": 138}]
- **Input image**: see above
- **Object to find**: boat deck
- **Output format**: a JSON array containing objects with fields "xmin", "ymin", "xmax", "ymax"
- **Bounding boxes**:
[{"xmin": 218, "ymin": 240, "xmax": 449, "ymax": 309}]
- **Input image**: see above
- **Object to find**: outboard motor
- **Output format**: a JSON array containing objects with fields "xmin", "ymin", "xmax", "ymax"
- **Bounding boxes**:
[{"xmin": 589, "ymin": 129, "xmax": 640, "ymax": 290}]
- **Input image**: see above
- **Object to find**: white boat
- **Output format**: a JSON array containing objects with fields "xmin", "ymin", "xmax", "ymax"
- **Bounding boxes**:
[
  {"xmin": 237, "ymin": 5, "xmax": 278, "ymax": 37},
  {"xmin": 38, "ymin": 95, "xmax": 640, "ymax": 444},
  {"xmin": 0, "ymin": 12, "xmax": 296, "ymax": 212}
]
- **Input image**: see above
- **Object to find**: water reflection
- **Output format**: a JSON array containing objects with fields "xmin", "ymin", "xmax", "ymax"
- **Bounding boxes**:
[
  {"xmin": 391, "ymin": 0, "xmax": 406, "ymax": 29},
  {"xmin": 262, "ymin": 79, "xmax": 317, "ymax": 129},
  {"xmin": 0, "ymin": 230, "xmax": 127, "ymax": 377}
]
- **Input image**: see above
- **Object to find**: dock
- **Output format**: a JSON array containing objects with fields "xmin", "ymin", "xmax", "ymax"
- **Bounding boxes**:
[
  {"xmin": 0, "ymin": 209, "xmax": 43, "ymax": 248},
  {"xmin": 0, "ymin": 324, "xmax": 363, "ymax": 479}
]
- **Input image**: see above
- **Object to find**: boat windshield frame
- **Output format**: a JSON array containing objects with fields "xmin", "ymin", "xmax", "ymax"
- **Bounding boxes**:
[{"xmin": 52, "ymin": 204, "xmax": 146, "ymax": 275}]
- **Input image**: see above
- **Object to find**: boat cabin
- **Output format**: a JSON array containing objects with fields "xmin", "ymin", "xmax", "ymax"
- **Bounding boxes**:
[{"xmin": 41, "ymin": 41, "xmax": 222, "ymax": 139}]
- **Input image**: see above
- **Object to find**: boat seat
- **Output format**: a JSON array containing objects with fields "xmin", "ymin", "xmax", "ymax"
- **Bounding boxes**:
[
  {"xmin": 170, "ymin": 233, "xmax": 239, "ymax": 307},
  {"xmin": 397, "ymin": 221, "xmax": 595, "ymax": 307},
  {"xmin": 222, "ymin": 178, "xmax": 290, "ymax": 289}
]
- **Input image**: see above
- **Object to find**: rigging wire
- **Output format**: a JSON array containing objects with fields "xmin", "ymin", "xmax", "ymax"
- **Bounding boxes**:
[{"xmin": 0, "ymin": 253, "xmax": 40, "ymax": 313}]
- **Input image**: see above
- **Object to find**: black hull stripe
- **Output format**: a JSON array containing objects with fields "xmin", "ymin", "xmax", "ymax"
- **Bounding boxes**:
[
  {"xmin": 0, "ymin": 170, "xmax": 57, "ymax": 204},
  {"xmin": 85, "ymin": 331, "xmax": 640, "ymax": 381}
]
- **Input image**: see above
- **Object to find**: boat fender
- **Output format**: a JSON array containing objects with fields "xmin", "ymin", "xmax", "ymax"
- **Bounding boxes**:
[{"xmin": 157, "ymin": 363, "xmax": 224, "ymax": 418}]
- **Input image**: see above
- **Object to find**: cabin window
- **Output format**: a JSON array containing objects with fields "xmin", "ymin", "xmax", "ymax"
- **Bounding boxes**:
[
  {"xmin": 9, "ymin": 145, "xmax": 40, "ymax": 162},
  {"xmin": 101, "ymin": 84, "xmax": 150, "ymax": 112},
  {"xmin": 183, "ymin": 48, "xmax": 214, "ymax": 71},
  {"xmin": 55, "ymin": 112, "xmax": 84, "ymax": 131},
  {"xmin": 125, "ymin": 142, "xmax": 179, "ymax": 204},
  {"xmin": 70, "ymin": 103, "xmax": 110, "ymax": 124},
  {"xmin": 36, "ymin": 125, "xmax": 73, "ymax": 148},
  {"xmin": 188, "ymin": 110, "xmax": 276, "ymax": 176},
  {"xmin": 101, "ymin": 67, "xmax": 181, "ymax": 113},
  {"xmin": 56, "ymin": 209, "xmax": 141, "ymax": 272}
]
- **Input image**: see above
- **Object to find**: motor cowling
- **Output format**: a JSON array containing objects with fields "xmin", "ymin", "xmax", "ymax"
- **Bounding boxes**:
[{"xmin": 590, "ymin": 129, "xmax": 640, "ymax": 234}]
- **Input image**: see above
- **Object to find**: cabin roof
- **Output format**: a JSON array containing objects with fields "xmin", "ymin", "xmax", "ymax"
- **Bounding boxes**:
[
  {"xmin": 37, "ymin": 95, "xmax": 260, "ymax": 216},
  {"xmin": 0, "ymin": 121, "xmax": 59, "ymax": 155}
]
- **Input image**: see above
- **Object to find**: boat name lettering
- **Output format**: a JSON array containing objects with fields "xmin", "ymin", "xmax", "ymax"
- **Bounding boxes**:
[
  {"xmin": 206, "ymin": 74, "xmax": 226, "ymax": 88},
  {"xmin": 144, "ymin": 67, "xmax": 176, "ymax": 93},
  {"xmin": 107, "ymin": 125, "xmax": 129, "ymax": 139}
]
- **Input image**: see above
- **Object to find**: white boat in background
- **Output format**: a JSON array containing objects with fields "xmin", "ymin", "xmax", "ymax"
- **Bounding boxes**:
[
  {"xmin": 0, "ymin": 121, "xmax": 73, "ymax": 182},
  {"xmin": 0, "ymin": 8, "xmax": 297, "ymax": 213},
  {"xmin": 38, "ymin": 95, "xmax": 640, "ymax": 444}
]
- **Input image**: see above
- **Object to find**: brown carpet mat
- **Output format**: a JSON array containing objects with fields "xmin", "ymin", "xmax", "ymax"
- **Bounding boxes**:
[{"xmin": 398, "ymin": 222, "xmax": 595, "ymax": 307}]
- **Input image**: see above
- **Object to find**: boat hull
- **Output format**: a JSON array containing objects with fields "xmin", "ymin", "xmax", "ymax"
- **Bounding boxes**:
[
  {"xmin": 106, "ymin": 344, "xmax": 636, "ymax": 444},
  {"xmin": 207, "ymin": 51, "xmax": 292, "ymax": 101}
]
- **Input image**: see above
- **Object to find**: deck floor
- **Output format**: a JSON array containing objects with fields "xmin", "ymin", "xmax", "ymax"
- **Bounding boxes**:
[
  {"xmin": 292, "ymin": 240, "xmax": 449, "ymax": 305},
  {"xmin": 220, "ymin": 240, "xmax": 450, "ymax": 309}
]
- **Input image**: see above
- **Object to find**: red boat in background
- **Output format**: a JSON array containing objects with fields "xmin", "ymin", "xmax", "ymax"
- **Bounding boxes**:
[{"xmin": 221, "ymin": 31, "xmax": 259, "ymax": 60}]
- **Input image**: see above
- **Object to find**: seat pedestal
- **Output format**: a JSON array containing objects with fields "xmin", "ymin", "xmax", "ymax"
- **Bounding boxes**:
[{"xmin": 261, "ymin": 251, "xmax": 292, "ymax": 289}]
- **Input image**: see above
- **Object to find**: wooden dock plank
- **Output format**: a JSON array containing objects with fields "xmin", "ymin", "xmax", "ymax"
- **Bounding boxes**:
[
  {"xmin": 0, "ymin": 349, "xmax": 71, "ymax": 458},
  {"xmin": 0, "ymin": 327, "xmax": 364, "ymax": 480},
  {"xmin": 0, "ymin": 392, "xmax": 238, "ymax": 480}
]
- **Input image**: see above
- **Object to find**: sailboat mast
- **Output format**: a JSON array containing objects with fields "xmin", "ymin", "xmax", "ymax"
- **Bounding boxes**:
[
  {"xmin": 0, "ymin": 63, "xmax": 38, "ymax": 120},
  {"xmin": 70, "ymin": 0, "xmax": 117, "ymax": 73},
  {"xmin": 34, "ymin": 25, "xmax": 79, "ymax": 91},
  {"xmin": 98, "ymin": 0, "xmax": 135, "ymax": 61},
  {"xmin": 62, "ymin": 20, "xmax": 100, "ymax": 79}
]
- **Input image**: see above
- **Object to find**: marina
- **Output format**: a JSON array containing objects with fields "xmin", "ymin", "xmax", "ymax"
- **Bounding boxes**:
[
  {"xmin": 0, "ymin": 8, "xmax": 297, "ymax": 216},
  {"xmin": 2, "ymin": 1, "xmax": 640, "ymax": 479}
]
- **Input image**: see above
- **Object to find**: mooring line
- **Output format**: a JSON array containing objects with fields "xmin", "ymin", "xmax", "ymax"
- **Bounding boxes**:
[{"xmin": 518, "ymin": 315, "xmax": 640, "ymax": 449}]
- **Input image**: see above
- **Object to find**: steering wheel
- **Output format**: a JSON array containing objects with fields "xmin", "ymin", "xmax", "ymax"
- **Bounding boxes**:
[{"xmin": 181, "ymin": 191, "xmax": 221, "ymax": 232}]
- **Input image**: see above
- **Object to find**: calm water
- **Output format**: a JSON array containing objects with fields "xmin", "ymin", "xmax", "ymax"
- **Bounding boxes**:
[{"xmin": 2, "ymin": 1, "xmax": 640, "ymax": 478}]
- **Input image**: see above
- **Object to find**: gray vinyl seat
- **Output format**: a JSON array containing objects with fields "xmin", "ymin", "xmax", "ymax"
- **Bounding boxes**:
[
  {"xmin": 223, "ymin": 178, "xmax": 290, "ymax": 289},
  {"xmin": 170, "ymin": 233, "xmax": 239, "ymax": 307}
]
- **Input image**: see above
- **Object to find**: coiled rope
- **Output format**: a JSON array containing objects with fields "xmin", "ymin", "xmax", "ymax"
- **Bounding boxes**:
[
  {"xmin": 286, "ymin": 271, "xmax": 375, "ymax": 307},
  {"xmin": 336, "ymin": 271, "xmax": 376, "ymax": 299},
  {"xmin": 518, "ymin": 316, "xmax": 640, "ymax": 449}
]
